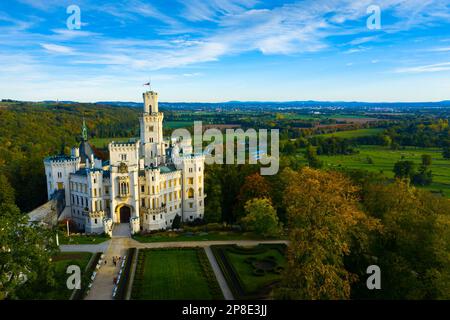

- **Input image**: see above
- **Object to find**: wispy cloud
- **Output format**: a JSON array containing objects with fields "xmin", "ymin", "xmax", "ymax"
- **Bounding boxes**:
[
  {"xmin": 394, "ymin": 62, "xmax": 450, "ymax": 73},
  {"xmin": 40, "ymin": 43, "xmax": 75, "ymax": 54}
]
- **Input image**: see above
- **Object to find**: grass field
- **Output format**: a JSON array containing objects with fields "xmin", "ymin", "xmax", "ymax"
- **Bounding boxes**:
[
  {"xmin": 212, "ymin": 244, "xmax": 286, "ymax": 299},
  {"xmin": 164, "ymin": 120, "xmax": 193, "ymax": 129},
  {"xmin": 319, "ymin": 145, "xmax": 450, "ymax": 196},
  {"xmin": 131, "ymin": 248, "xmax": 223, "ymax": 300},
  {"xmin": 318, "ymin": 128, "xmax": 384, "ymax": 138},
  {"xmin": 90, "ymin": 137, "xmax": 134, "ymax": 148},
  {"xmin": 16, "ymin": 252, "xmax": 92, "ymax": 300}
]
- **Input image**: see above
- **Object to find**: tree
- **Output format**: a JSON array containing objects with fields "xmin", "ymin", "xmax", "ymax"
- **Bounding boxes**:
[
  {"xmin": 236, "ymin": 173, "xmax": 271, "ymax": 219},
  {"xmin": 241, "ymin": 198, "xmax": 280, "ymax": 238},
  {"xmin": 304, "ymin": 146, "xmax": 323, "ymax": 168},
  {"xmin": 0, "ymin": 174, "xmax": 15, "ymax": 205},
  {"xmin": 393, "ymin": 160, "xmax": 416, "ymax": 179},
  {"xmin": 412, "ymin": 165, "xmax": 433, "ymax": 186},
  {"xmin": 443, "ymin": 146, "xmax": 450, "ymax": 159},
  {"xmin": 421, "ymin": 154, "xmax": 432, "ymax": 167},
  {"xmin": 0, "ymin": 203, "xmax": 58, "ymax": 299},
  {"xmin": 172, "ymin": 214, "xmax": 181, "ymax": 229},
  {"xmin": 360, "ymin": 181, "xmax": 450, "ymax": 299},
  {"xmin": 275, "ymin": 167, "xmax": 380, "ymax": 300}
]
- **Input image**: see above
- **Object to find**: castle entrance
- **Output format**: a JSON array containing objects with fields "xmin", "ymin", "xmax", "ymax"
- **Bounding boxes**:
[{"xmin": 119, "ymin": 206, "xmax": 131, "ymax": 223}]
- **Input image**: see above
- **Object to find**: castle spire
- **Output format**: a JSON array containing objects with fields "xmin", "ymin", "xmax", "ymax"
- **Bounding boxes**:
[{"xmin": 81, "ymin": 118, "xmax": 88, "ymax": 141}]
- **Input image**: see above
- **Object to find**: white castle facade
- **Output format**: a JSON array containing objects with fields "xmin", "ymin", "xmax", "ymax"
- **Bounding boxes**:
[{"xmin": 44, "ymin": 91, "xmax": 205, "ymax": 235}]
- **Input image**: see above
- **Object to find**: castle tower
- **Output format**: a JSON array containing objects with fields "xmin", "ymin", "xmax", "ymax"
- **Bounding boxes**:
[
  {"xmin": 140, "ymin": 91, "xmax": 165, "ymax": 166},
  {"xmin": 143, "ymin": 91, "xmax": 158, "ymax": 113}
]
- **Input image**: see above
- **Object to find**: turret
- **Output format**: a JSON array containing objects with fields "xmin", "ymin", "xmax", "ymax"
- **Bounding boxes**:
[{"xmin": 143, "ymin": 91, "xmax": 158, "ymax": 113}]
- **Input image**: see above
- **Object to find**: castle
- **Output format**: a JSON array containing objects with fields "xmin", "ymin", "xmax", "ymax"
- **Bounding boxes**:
[{"xmin": 44, "ymin": 90, "xmax": 205, "ymax": 235}]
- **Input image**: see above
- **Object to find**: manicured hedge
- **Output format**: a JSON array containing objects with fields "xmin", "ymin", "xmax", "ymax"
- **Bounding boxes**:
[{"xmin": 211, "ymin": 244, "xmax": 287, "ymax": 300}]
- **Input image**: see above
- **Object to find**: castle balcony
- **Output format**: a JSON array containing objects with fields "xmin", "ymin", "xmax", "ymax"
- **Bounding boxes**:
[
  {"xmin": 84, "ymin": 210, "xmax": 105, "ymax": 218},
  {"xmin": 140, "ymin": 207, "xmax": 167, "ymax": 215}
]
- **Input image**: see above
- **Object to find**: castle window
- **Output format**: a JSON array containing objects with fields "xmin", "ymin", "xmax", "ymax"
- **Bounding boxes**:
[
  {"xmin": 190, "ymin": 215, "xmax": 193, "ymax": 220},
  {"xmin": 94, "ymin": 178, "xmax": 96, "ymax": 183},
  {"xmin": 141, "ymin": 198, "xmax": 145, "ymax": 207},
  {"xmin": 198, "ymin": 176, "xmax": 202, "ymax": 183},
  {"xmin": 199, "ymin": 201, "xmax": 202, "ymax": 206},
  {"xmin": 160, "ymin": 214, "xmax": 162, "ymax": 219},
  {"xmin": 187, "ymin": 188, "xmax": 194, "ymax": 199},
  {"xmin": 121, "ymin": 154, "xmax": 127, "ymax": 161},
  {"xmin": 199, "ymin": 167, "xmax": 201, "ymax": 172},
  {"xmin": 198, "ymin": 188, "xmax": 202, "ymax": 196},
  {"xmin": 189, "ymin": 168, "xmax": 193, "ymax": 173},
  {"xmin": 105, "ymin": 187, "xmax": 109, "ymax": 195},
  {"xmin": 189, "ymin": 203, "xmax": 193, "ymax": 209},
  {"xmin": 153, "ymin": 215, "xmax": 155, "ymax": 221},
  {"xmin": 95, "ymin": 219, "xmax": 98, "ymax": 224},
  {"xmin": 188, "ymin": 178, "xmax": 193, "ymax": 184},
  {"xmin": 141, "ymin": 185, "xmax": 145, "ymax": 193}
]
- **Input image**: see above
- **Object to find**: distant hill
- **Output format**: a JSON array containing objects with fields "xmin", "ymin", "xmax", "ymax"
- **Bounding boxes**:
[
  {"xmin": 96, "ymin": 100, "xmax": 450, "ymax": 110},
  {"xmin": 4, "ymin": 99, "xmax": 450, "ymax": 110}
]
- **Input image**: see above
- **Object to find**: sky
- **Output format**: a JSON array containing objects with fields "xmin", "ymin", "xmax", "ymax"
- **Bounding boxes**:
[{"xmin": 0, "ymin": 0, "xmax": 450, "ymax": 102}]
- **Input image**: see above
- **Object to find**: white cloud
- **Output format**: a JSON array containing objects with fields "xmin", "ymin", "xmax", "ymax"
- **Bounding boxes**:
[
  {"xmin": 40, "ymin": 43, "xmax": 74, "ymax": 54},
  {"xmin": 394, "ymin": 62, "xmax": 450, "ymax": 73}
]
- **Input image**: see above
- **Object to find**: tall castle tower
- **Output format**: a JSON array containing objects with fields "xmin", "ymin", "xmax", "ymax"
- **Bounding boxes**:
[{"xmin": 140, "ymin": 91, "xmax": 165, "ymax": 166}]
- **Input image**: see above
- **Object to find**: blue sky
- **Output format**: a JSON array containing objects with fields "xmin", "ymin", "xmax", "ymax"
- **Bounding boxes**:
[{"xmin": 0, "ymin": 0, "xmax": 450, "ymax": 102}]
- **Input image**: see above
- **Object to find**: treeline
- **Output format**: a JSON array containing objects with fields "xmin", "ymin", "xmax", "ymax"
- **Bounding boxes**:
[
  {"xmin": 0, "ymin": 101, "xmax": 139, "ymax": 212},
  {"xmin": 203, "ymin": 161, "xmax": 450, "ymax": 299}
]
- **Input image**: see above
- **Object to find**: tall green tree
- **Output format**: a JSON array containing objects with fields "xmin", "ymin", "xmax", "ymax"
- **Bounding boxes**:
[
  {"xmin": 241, "ymin": 198, "xmax": 280, "ymax": 238},
  {"xmin": 0, "ymin": 203, "xmax": 59, "ymax": 299}
]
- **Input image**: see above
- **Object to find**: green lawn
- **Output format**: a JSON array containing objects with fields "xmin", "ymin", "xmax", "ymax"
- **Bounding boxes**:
[
  {"xmin": 17, "ymin": 252, "xmax": 92, "ymax": 300},
  {"xmin": 319, "ymin": 145, "xmax": 450, "ymax": 196},
  {"xmin": 133, "ymin": 231, "xmax": 278, "ymax": 243},
  {"xmin": 131, "ymin": 248, "xmax": 223, "ymax": 300},
  {"xmin": 318, "ymin": 128, "xmax": 384, "ymax": 138},
  {"xmin": 164, "ymin": 120, "xmax": 193, "ymax": 129},
  {"xmin": 90, "ymin": 137, "xmax": 133, "ymax": 148},
  {"xmin": 212, "ymin": 244, "xmax": 286, "ymax": 299}
]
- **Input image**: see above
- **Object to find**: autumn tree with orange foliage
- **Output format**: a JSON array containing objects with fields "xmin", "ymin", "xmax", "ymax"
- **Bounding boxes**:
[
  {"xmin": 235, "ymin": 173, "xmax": 271, "ymax": 219},
  {"xmin": 275, "ymin": 167, "xmax": 381, "ymax": 300}
]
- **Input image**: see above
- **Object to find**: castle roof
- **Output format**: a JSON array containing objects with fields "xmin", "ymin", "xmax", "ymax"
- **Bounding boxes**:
[
  {"xmin": 72, "ymin": 167, "xmax": 107, "ymax": 177},
  {"xmin": 79, "ymin": 140, "xmax": 95, "ymax": 163}
]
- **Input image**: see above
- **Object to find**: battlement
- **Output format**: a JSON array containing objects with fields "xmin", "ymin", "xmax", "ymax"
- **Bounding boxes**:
[
  {"xmin": 109, "ymin": 140, "xmax": 139, "ymax": 149},
  {"xmin": 44, "ymin": 155, "xmax": 79, "ymax": 165},
  {"xmin": 143, "ymin": 90, "xmax": 159, "ymax": 113}
]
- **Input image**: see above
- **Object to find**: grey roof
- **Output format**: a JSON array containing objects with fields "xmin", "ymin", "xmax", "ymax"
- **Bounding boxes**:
[
  {"xmin": 79, "ymin": 140, "xmax": 95, "ymax": 163},
  {"xmin": 72, "ymin": 167, "xmax": 106, "ymax": 177},
  {"xmin": 45, "ymin": 155, "xmax": 77, "ymax": 162},
  {"xmin": 159, "ymin": 165, "xmax": 178, "ymax": 173}
]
